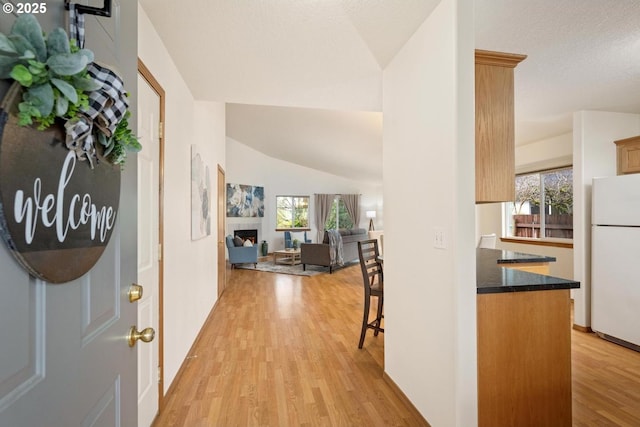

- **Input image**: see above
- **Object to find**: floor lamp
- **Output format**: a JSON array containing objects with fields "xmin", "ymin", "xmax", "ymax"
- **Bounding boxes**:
[{"xmin": 366, "ymin": 211, "xmax": 376, "ymax": 231}]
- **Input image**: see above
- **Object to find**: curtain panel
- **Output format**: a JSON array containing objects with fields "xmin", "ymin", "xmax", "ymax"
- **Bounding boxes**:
[
  {"xmin": 314, "ymin": 194, "xmax": 334, "ymax": 243},
  {"xmin": 341, "ymin": 194, "xmax": 360, "ymax": 229}
]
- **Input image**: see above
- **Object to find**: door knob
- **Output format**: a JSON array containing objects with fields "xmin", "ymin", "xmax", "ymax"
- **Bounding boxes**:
[
  {"xmin": 128, "ymin": 283, "xmax": 143, "ymax": 302},
  {"xmin": 127, "ymin": 326, "xmax": 155, "ymax": 347}
]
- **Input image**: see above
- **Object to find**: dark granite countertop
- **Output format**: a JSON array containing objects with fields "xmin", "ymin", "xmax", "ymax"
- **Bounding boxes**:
[
  {"xmin": 477, "ymin": 248, "xmax": 580, "ymax": 294},
  {"xmin": 491, "ymin": 249, "xmax": 556, "ymax": 264}
]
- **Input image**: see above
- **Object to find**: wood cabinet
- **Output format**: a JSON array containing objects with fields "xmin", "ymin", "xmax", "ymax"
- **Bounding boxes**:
[
  {"xmin": 477, "ymin": 289, "xmax": 572, "ymax": 427},
  {"xmin": 500, "ymin": 261, "xmax": 550, "ymax": 275},
  {"xmin": 475, "ymin": 50, "xmax": 526, "ymax": 203},
  {"xmin": 615, "ymin": 135, "xmax": 640, "ymax": 175}
]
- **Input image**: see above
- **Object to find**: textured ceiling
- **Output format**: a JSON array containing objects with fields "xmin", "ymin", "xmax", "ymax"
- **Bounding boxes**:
[
  {"xmin": 139, "ymin": 0, "xmax": 438, "ymax": 111},
  {"xmin": 476, "ymin": 0, "xmax": 640, "ymax": 146},
  {"xmin": 140, "ymin": 0, "xmax": 640, "ymax": 184}
]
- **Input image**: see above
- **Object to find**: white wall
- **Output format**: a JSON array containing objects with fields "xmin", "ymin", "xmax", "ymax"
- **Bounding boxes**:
[
  {"xmin": 225, "ymin": 137, "xmax": 382, "ymax": 249},
  {"xmin": 383, "ymin": 0, "xmax": 476, "ymax": 425},
  {"xmin": 572, "ymin": 111, "xmax": 640, "ymax": 327},
  {"xmin": 139, "ymin": 5, "xmax": 225, "ymax": 393},
  {"xmin": 516, "ymin": 132, "xmax": 572, "ymax": 173},
  {"xmin": 476, "ymin": 132, "xmax": 574, "ymax": 280}
]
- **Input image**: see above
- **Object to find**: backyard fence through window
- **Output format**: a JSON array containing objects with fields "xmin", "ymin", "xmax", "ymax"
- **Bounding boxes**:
[{"xmin": 506, "ymin": 167, "xmax": 573, "ymax": 240}]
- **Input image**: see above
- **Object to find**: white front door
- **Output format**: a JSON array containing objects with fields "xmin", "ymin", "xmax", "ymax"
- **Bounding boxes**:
[
  {"xmin": 0, "ymin": 6, "xmax": 139, "ymax": 427},
  {"xmin": 136, "ymin": 71, "xmax": 162, "ymax": 427}
]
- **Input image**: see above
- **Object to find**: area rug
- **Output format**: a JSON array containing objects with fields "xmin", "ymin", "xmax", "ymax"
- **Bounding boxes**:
[
  {"xmin": 234, "ymin": 260, "xmax": 325, "ymax": 276},
  {"xmin": 234, "ymin": 260, "xmax": 357, "ymax": 276}
]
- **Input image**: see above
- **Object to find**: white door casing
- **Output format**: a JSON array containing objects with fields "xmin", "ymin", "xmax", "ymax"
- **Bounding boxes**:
[
  {"xmin": 0, "ymin": 4, "xmax": 139, "ymax": 426},
  {"xmin": 217, "ymin": 166, "xmax": 226, "ymax": 297},
  {"xmin": 136, "ymin": 71, "xmax": 162, "ymax": 426}
]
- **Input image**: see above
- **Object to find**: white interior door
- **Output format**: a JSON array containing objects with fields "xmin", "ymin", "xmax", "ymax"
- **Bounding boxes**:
[
  {"xmin": 0, "ymin": 6, "xmax": 138, "ymax": 427},
  {"xmin": 137, "ymin": 72, "xmax": 162, "ymax": 426}
]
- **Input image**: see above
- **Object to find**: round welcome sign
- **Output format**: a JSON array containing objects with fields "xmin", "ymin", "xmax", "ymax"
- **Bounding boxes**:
[{"xmin": 0, "ymin": 81, "xmax": 120, "ymax": 283}]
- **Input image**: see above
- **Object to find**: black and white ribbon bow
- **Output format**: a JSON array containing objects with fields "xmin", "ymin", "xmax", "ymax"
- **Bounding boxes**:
[{"xmin": 66, "ymin": 4, "xmax": 129, "ymax": 167}]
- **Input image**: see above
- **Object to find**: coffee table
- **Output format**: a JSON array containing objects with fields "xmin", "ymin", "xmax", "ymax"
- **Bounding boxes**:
[{"xmin": 273, "ymin": 248, "xmax": 301, "ymax": 266}]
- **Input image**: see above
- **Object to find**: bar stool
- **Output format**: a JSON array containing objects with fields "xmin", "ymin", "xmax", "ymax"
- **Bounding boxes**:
[{"xmin": 357, "ymin": 239, "xmax": 384, "ymax": 349}]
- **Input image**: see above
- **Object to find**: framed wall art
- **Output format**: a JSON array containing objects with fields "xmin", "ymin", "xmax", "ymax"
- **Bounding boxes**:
[
  {"xmin": 226, "ymin": 183, "xmax": 264, "ymax": 217},
  {"xmin": 191, "ymin": 145, "xmax": 212, "ymax": 240}
]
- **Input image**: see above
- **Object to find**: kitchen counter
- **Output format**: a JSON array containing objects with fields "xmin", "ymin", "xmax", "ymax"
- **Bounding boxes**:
[
  {"xmin": 477, "ymin": 248, "xmax": 579, "ymax": 294},
  {"xmin": 487, "ymin": 248, "xmax": 556, "ymax": 264},
  {"xmin": 476, "ymin": 248, "xmax": 580, "ymax": 427}
]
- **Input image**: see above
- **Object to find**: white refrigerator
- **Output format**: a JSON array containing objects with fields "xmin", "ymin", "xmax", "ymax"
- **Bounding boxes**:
[{"xmin": 592, "ymin": 174, "xmax": 640, "ymax": 350}]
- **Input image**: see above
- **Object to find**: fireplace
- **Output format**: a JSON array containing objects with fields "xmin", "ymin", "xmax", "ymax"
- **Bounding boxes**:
[{"xmin": 234, "ymin": 229, "xmax": 258, "ymax": 244}]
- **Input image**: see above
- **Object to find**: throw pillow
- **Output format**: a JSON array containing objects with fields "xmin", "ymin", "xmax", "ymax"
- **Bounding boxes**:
[
  {"xmin": 243, "ymin": 239, "xmax": 253, "ymax": 247},
  {"xmin": 233, "ymin": 236, "xmax": 244, "ymax": 247}
]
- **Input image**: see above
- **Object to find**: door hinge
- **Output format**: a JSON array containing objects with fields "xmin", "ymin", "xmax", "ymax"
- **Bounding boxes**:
[
  {"xmin": 158, "ymin": 366, "xmax": 162, "ymax": 384},
  {"xmin": 158, "ymin": 243, "xmax": 162, "ymax": 262},
  {"xmin": 158, "ymin": 122, "xmax": 163, "ymax": 140}
]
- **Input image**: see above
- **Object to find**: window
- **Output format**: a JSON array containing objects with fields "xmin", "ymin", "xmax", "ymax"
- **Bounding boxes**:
[
  {"xmin": 505, "ymin": 167, "xmax": 573, "ymax": 240},
  {"xmin": 276, "ymin": 196, "xmax": 309, "ymax": 229},
  {"xmin": 325, "ymin": 197, "xmax": 354, "ymax": 230}
]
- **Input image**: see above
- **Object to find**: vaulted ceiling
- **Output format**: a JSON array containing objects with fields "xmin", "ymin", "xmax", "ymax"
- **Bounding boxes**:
[{"xmin": 140, "ymin": 0, "xmax": 640, "ymax": 184}]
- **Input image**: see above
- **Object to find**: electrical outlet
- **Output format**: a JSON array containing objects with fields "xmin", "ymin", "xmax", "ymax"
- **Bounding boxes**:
[{"xmin": 433, "ymin": 227, "xmax": 446, "ymax": 249}]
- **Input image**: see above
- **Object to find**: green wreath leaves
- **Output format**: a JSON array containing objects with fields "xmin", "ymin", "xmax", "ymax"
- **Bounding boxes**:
[
  {"xmin": 0, "ymin": 16, "xmax": 98, "ymax": 129},
  {"xmin": 98, "ymin": 110, "xmax": 142, "ymax": 166},
  {"xmin": 0, "ymin": 14, "xmax": 141, "ymax": 167}
]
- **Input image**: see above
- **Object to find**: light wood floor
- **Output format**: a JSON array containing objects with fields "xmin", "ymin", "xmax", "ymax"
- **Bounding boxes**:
[
  {"xmin": 572, "ymin": 322, "xmax": 640, "ymax": 426},
  {"xmin": 153, "ymin": 264, "xmax": 640, "ymax": 427}
]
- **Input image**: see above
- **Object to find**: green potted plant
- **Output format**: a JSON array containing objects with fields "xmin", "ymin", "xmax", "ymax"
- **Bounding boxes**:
[{"xmin": 292, "ymin": 238, "xmax": 300, "ymax": 249}]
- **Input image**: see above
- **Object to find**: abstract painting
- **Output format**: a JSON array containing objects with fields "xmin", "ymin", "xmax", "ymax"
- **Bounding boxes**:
[
  {"xmin": 226, "ymin": 183, "xmax": 265, "ymax": 217},
  {"xmin": 191, "ymin": 145, "xmax": 211, "ymax": 240}
]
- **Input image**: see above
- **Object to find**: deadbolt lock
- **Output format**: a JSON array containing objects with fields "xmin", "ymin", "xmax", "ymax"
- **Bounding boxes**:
[{"xmin": 128, "ymin": 283, "xmax": 143, "ymax": 303}]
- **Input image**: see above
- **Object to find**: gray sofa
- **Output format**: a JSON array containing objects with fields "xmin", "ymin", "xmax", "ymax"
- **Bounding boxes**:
[{"xmin": 301, "ymin": 228, "xmax": 368, "ymax": 273}]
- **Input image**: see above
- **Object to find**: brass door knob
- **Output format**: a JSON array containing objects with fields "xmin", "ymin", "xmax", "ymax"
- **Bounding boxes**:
[
  {"xmin": 128, "ymin": 283, "xmax": 143, "ymax": 302},
  {"xmin": 127, "ymin": 326, "xmax": 155, "ymax": 347}
]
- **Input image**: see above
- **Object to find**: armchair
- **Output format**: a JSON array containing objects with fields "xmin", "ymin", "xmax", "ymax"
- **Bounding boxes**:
[
  {"xmin": 284, "ymin": 231, "xmax": 312, "ymax": 249},
  {"xmin": 225, "ymin": 235, "xmax": 258, "ymax": 269}
]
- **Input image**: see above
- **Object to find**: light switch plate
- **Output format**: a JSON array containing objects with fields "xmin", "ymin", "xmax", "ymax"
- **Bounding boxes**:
[{"xmin": 433, "ymin": 227, "xmax": 446, "ymax": 249}]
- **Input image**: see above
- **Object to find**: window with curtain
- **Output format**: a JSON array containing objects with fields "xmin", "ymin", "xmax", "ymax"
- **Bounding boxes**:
[
  {"xmin": 324, "ymin": 197, "xmax": 354, "ymax": 230},
  {"xmin": 276, "ymin": 195, "xmax": 309, "ymax": 229},
  {"xmin": 504, "ymin": 167, "xmax": 573, "ymax": 240}
]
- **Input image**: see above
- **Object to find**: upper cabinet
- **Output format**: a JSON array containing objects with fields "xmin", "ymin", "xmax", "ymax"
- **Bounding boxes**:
[
  {"xmin": 475, "ymin": 50, "xmax": 527, "ymax": 204},
  {"xmin": 614, "ymin": 135, "xmax": 640, "ymax": 175}
]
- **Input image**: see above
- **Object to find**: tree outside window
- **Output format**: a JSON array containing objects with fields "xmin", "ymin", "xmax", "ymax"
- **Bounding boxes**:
[
  {"xmin": 509, "ymin": 168, "xmax": 573, "ymax": 239},
  {"xmin": 276, "ymin": 196, "xmax": 309, "ymax": 229},
  {"xmin": 325, "ymin": 198, "xmax": 353, "ymax": 230}
]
